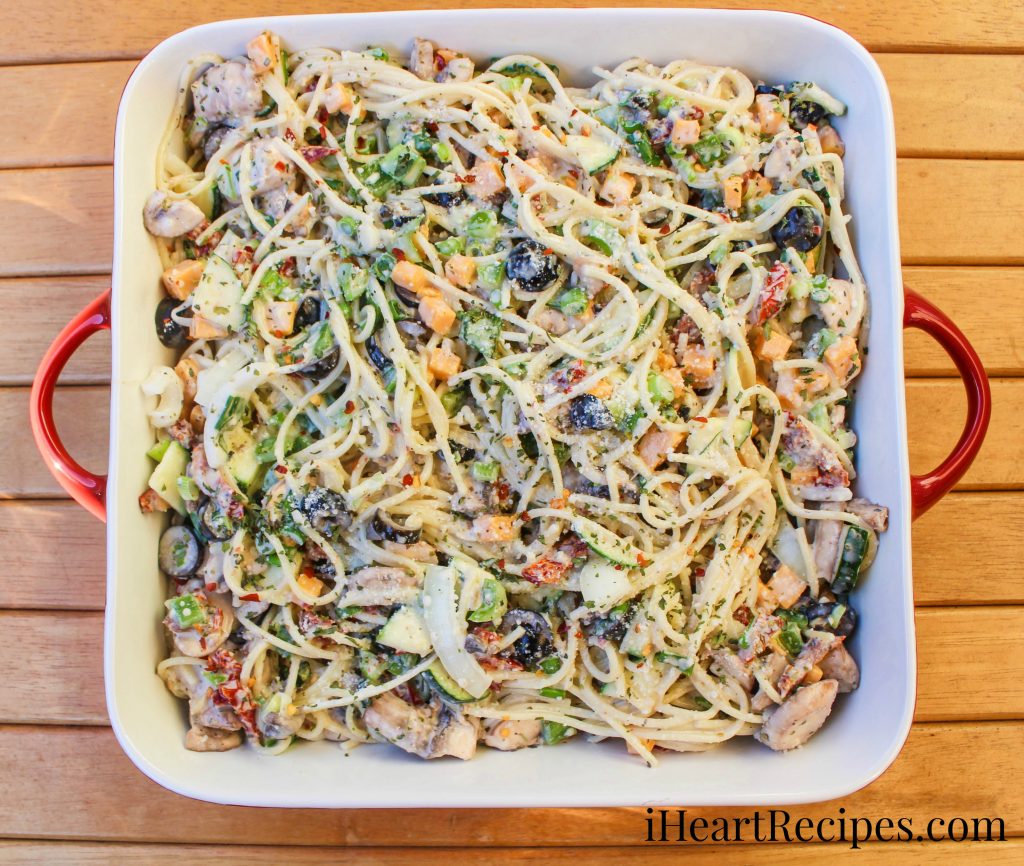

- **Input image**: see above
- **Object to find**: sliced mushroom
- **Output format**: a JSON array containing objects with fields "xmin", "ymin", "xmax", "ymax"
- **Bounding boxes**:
[
  {"xmin": 339, "ymin": 567, "xmax": 418, "ymax": 607},
  {"xmin": 818, "ymin": 642, "xmax": 860, "ymax": 693},
  {"xmin": 185, "ymin": 724, "xmax": 244, "ymax": 752},
  {"xmin": 166, "ymin": 592, "xmax": 235, "ymax": 657},
  {"xmin": 143, "ymin": 191, "xmax": 206, "ymax": 238},
  {"xmin": 756, "ymin": 679, "xmax": 839, "ymax": 751},
  {"xmin": 484, "ymin": 718, "xmax": 542, "ymax": 751},
  {"xmin": 191, "ymin": 60, "xmax": 264, "ymax": 126},
  {"xmin": 363, "ymin": 693, "xmax": 478, "ymax": 759}
]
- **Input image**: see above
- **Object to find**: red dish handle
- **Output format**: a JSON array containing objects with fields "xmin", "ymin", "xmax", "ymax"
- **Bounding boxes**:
[
  {"xmin": 904, "ymin": 289, "xmax": 991, "ymax": 519},
  {"xmin": 30, "ymin": 289, "xmax": 111, "ymax": 522}
]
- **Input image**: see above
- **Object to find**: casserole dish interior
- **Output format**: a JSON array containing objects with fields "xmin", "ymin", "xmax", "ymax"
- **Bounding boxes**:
[{"xmin": 107, "ymin": 8, "xmax": 913, "ymax": 807}]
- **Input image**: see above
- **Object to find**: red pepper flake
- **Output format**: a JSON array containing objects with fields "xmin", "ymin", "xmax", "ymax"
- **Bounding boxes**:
[
  {"xmin": 520, "ymin": 511, "xmax": 531, "ymax": 522},
  {"xmin": 497, "ymin": 482, "xmax": 510, "ymax": 500},
  {"xmin": 570, "ymin": 108, "xmax": 578, "ymax": 117},
  {"xmin": 542, "ymin": 248, "xmax": 553, "ymax": 255},
  {"xmin": 275, "ymin": 464, "xmax": 287, "ymax": 474},
  {"xmin": 206, "ymin": 582, "xmax": 217, "ymax": 592},
  {"xmin": 495, "ymin": 150, "xmax": 509, "ymax": 158},
  {"xmin": 426, "ymin": 121, "xmax": 439, "ymax": 134},
  {"xmin": 319, "ymin": 124, "xmax": 328, "ymax": 139},
  {"xmin": 574, "ymin": 630, "xmax": 583, "ymax": 640},
  {"xmin": 733, "ymin": 605, "xmax": 753, "ymax": 627},
  {"xmin": 391, "ymin": 247, "xmax": 407, "ymax": 261},
  {"xmin": 402, "ymin": 474, "xmax": 414, "ymax": 487},
  {"xmin": 240, "ymin": 592, "xmax": 261, "ymax": 602},
  {"xmin": 275, "ymin": 160, "xmax": 287, "ymax": 171},
  {"xmin": 695, "ymin": 567, "xmax": 706, "ymax": 577},
  {"xmin": 636, "ymin": 553, "xmax": 649, "ymax": 567},
  {"xmin": 614, "ymin": 564, "xmax": 623, "ymax": 571},
  {"xmin": 496, "ymin": 559, "xmax": 506, "ymax": 570},
  {"xmin": 345, "ymin": 400, "xmax": 355, "ymax": 414},
  {"xmin": 693, "ymin": 416, "xmax": 708, "ymax": 424},
  {"xmin": 284, "ymin": 128, "xmax": 296, "ymax": 142},
  {"xmin": 317, "ymin": 106, "xmax": 329, "ymax": 124},
  {"xmin": 660, "ymin": 224, "xmax": 671, "ymax": 235},
  {"xmin": 532, "ymin": 125, "xmax": 541, "ymax": 131}
]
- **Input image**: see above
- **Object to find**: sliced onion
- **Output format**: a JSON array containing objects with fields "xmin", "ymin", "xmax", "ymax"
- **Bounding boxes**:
[
  {"xmin": 422, "ymin": 564, "xmax": 492, "ymax": 698},
  {"xmin": 771, "ymin": 523, "xmax": 808, "ymax": 579},
  {"xmin": 141, "ymin": 366, "xmax": 184, "ymax": 429}
]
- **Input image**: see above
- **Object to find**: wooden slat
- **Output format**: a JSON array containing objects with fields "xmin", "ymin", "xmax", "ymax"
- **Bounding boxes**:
[
  {"xmin": 1, "ymin": 841, "xmax": 1020, "ymax": 865},
  {"xmin": 1, "ymin": 267, "xmax": 1015, "ymax": 385},
  {"xmin": 3, "ymin": 0, "xmax": 1023, "ymax": 64},
  {"xmin": 4, "ymin": 492, "xmax": 1021, "ymax": 612},
  {"xmin": 0, "ymin": 62, "xmax": 133, "ymax": 170},
  {"xmin": 0, "ymin": 613, "xmax": 104, "ymax": 725},
  {"xmin": 0, "ymin": 502, "xmax": 105, "ymax": 609},
  {"xmin": 0, "ymin": 722, "xmax": 1018, "ymax": 843},
  {"xmin": 897, "ymin": 160, "xmax": 1024, "ymax": 265},
  {"xmin": 2, "ymin": 606, "xmax": 1018, "ymax": 727},
  {"xmin": 905, "ymin": 267, "xmax": 1024, "ymax": 377},
  {"xmin": 0, "ymin": 387, "xmax": 108, "ymax": 498},
  {"xmin": 0, "ymin": 277, "xmax": 111, "ymax": 386},
  {"xmin": 3, "ymin": 56, "xmax": 1022, "ymax": 170},
  {"xmin": 880, "ymin": 54, "xmax": 1024, "ymax": 159},
  {"xmin": 0, "ymin": 167, "xmax": 112, "ymax": 277},
  {"xmin": 906, "ymin": 378, "xmax": 1024, "ymax": 491},
  {"xmin": 1, "ymin": 160, "xmax": 1016, "ymax": 278},
  {"xmin": 913, "ymin": 493, "xmax": 1024, "ymax": 606},
  {"xmin": 916, "ymin": 607, "xmax": 1024, "ymax": 722},
  {"xmin": 2, "ymin": 377, "xmax": 1018, "ymax": 498}
]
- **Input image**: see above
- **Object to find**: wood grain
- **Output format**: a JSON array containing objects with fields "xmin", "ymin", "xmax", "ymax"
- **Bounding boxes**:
[
  {"xmin": 0, "ymin": 167, "xmax": 112, "ymax": 277},
  {"xmin": 2, "ymin": 377, "xmax": 1018, "ymax": 497},
  {"xmin": 0, "ymin": 722, "xmax": 1018, "ymax": 844},
  {"xmin": 0, "ymin": 387, "xmax": 108, "ymax": 498},
  {"xmin": 905, "ymin": 379, "xmax": 1024, "ymax": 491},
  {"xmin": 879, "ymin": 54, "xmax": 1024, "ymax": 159},
  {"xmin": 4, "ymin": 492, "xmax": 1020, "ymax": 611},
  {"xmin": 4, "ymin": 55, "xmax": 1023, "ymax": 170},
  {"xmin": 904, "ymin": 268, "xmax": 1024, "ymax": 377},
  {"xmin": 1, "ymin": 162, "xmax": 1020, "ymax": 277},
  {"xmin": 3, "ymin": 606, "xmax": 1017, "ymax": 727},
  {"xmin": 0, "ymin": 841, "xmax": 1019, "ymax": 864},
  {"xmin": 3, "ymin": 267, "xmax": 1016, "ymax": 386},
  {"xmin": 0, "ymin": 502, "xmax": 106, "ymax": 609},
  {"xmin": 0, "ymin": 277, "xmax": 111, "ymax": 386},
  {"xmin": 0, "ymin": 62, "xmax": 133, "ymax": 170},
  {"xmin": 3, "ymin": 0, "xmax": 1023, "ymax": 64}
]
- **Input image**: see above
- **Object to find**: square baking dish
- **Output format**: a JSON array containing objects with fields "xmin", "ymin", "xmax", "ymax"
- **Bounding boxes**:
[{"xmin": 30, "ymin": 7, "xmax": 989, "ymax": 807}]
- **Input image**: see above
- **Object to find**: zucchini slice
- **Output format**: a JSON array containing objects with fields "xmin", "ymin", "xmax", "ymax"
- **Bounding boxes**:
[
  {"xmin": 832, "ymin": 525, "xmax": 869, "ymax": 594},
  {"xmin": 571, "ymin": 516, "xmax": 641, "ymax": 567},
  {"xmin": 147, "ymin": 440, "xmax": 189, "ymax": 515},
  {"xmin": 564, "ymin": 134, "xmax": 619, "ymax": 175},
  {"xmin": 424, "ymin": 659, "xmax": 481, "ymax": 703}
]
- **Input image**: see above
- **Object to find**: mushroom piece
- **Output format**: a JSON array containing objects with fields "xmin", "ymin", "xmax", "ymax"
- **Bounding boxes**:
[
  {"xmin": 339, "ymin": 567, "xmax": 419, "ymax": 607},
  {"xmin": 143, "ymin": 191, "xmax": 206, "ymax": 238},
  {"xmin": 165, "ymin": 591, "xmax": 236, "ymax": 658},
  {"xmin": 484, "ymin": 719, "xmax": 542, "ymax": 751},
  {"xmin": 818, "ymin": 642, "xmax": 860, "ymax": 693},
  {"xmin": 185, "ymin": 725, "xmax": 244, "ymax": 752},
  {"xmin": 257, "ymin": 698, "xmax": 304, "ymax": 741},
  {"xmin": 363, "ymin": 693, "xmax": 478, "ymax": 760},
  {"xmin": 191, "ymin": 60, "xmax": 264, "ymax": 126},
  {"xmin": 710, "ymin": 648, "xmax": 755, "ymax": 693},
  {"xmin": 756, "ymin": 679, "xmax": 839, "ymax": 751}
]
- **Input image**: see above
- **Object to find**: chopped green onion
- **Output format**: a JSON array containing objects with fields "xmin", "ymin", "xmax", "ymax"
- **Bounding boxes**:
[
  {"xmin": 647, "ymin": 372, "xmax": 675, "ymax": 405},
  {"xmin": 548, "ymin": 286, "xmax": 588, "ymax": 316},
  {"xmin": 146, "ymin": 439, "xmax": 171, "ymax": 461},
  {"xmin": 466, "ymin": 210, "xmax": 499, "ymax": 240},
  {"xmin": 579, "ymin": 219, "xmax": 623, "ymax": 256},
  {"xmin": 541, "ymin": 720, "xmax": 572, "ymax": 745},
  {"xmin": 176, "ymin": 475, "xmax": 199, "ymax": 502},
  {"xmin": 371, "ymin": 251, "xmax": 397, "ymax": 282},
  {"xmin": 477, "ymin": 261, "xmax": 504, "ymax": 290},
  {"xmin": 539, "ymin": 656, "xmax": 562, "ymax": 675},
  {"xmin": 440, "ymin": 386, "xmax": 467, "ymax": 417},
  {"xmin": 471, "ymin": 461, "xmax": 500, "ymax": 482},
  {"xmin": 539, "ymin": 687, "xmax": 566, "ymax": 699},
  {"xmin": 467, "ymin": 576, "xmax": 508, "ymax": 624},
  {"xmin": 167, "ymin": 593, "xmax": 207, "ymax": 629},
  {"xmin": 435, "ymin": 236, "xmax": 465, "ymax": 258}
]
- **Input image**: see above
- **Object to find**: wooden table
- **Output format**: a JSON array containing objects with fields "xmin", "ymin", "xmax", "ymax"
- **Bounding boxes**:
[{"xmin": 1, "ymin": 2, "xmax": 1022, "ymax": 862}]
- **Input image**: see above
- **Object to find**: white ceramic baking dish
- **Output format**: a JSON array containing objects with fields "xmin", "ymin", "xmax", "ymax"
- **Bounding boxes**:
[{"xmin": 30, "ymin": 8, "xmax": 991, "ymax": 807}]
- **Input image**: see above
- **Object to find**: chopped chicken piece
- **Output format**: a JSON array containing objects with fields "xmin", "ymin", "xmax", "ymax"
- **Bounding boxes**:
[{"xmin": 756, "ymin": 679, "xmax": 838, "ymax": 751}]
